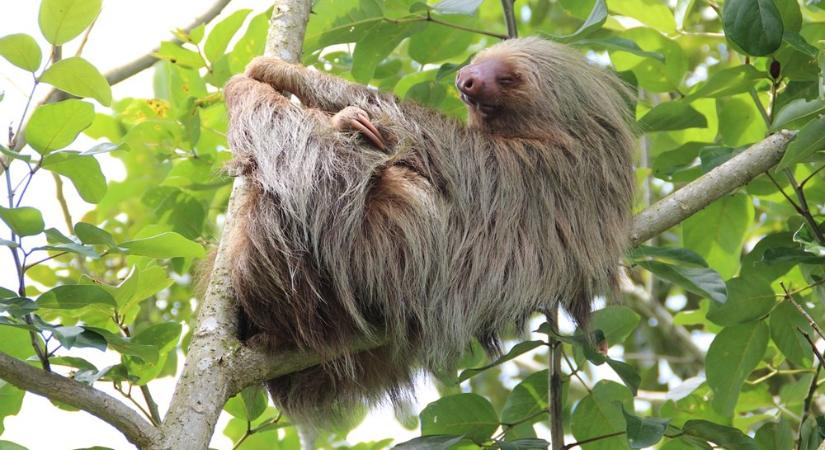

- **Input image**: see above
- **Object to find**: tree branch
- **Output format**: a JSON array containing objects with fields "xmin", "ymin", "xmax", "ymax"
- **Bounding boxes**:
[
  {"xmin": 104, "ymin": 0, "xmax": 233, "ymax": 86},
  {"xmin": 630, "ymin": 131, "xmax": 795, "ymax": 246},
  {"xmin": 0, "ymin": 351, "xmax": 159, "ymax": 448}
]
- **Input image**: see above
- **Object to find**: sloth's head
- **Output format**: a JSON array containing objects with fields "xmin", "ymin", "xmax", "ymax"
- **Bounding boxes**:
[{"xmin": 456, "ymin": 36, "xmax": 633, "ymax": 139}]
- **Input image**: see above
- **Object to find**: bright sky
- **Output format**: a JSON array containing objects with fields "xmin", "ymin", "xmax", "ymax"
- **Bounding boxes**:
[{"xmin": 0, "ymin": 1, "xmax": 437, "ymax": 448}]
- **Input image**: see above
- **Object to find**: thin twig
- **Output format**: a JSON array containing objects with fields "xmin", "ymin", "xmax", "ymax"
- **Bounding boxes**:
[
  {"xmin": 800, "ymin": 164, "xmax": 825, "ymax": 188},
  {"xmin": 765, "ymin": 171, "xmax": 802, "ymax": 213},
  {"xmin": 500, "ymin": 0, "xmax": 518, "ymax": 38},
  {"xmin": 547, "ymin": 306, "xmax": 564, "ymax": 450},
  {"xmin": 797, "ymin": 330, "xmax": 823, "ymax": 450},
  {"xmin": 561, "ymin": 431, "xmax": 625, "ymax": 449},
  {"xmin": 784, "ymin": 169, "xmax": 825, "ymax": 244},
  {"xmin": 783, "ymin": 282, "xmax": 825, "ymax": 342}
]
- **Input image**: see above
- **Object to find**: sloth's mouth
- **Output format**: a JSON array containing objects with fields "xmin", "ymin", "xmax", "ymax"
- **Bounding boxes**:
[{"xmin": 460, "ymin": 92, "xmax": 498, "ymax": 116}]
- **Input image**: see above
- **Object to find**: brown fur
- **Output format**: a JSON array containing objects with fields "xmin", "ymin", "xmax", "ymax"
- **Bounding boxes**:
[{"xmin": 222, "ymin": 37, "xmax": 635, "ymax": 425}]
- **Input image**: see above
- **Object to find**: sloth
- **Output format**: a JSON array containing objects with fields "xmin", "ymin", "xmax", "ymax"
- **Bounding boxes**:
[{"xmin": 222, "ymin": 36, "xmax": 635, "ymax": 424}]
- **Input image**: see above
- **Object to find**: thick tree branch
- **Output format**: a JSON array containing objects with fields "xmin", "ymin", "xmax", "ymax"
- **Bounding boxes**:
[
  {"xmin": 630, "ymin": 131, "xmax": 795, "ymax": 246},
  {"xmin": 0, "ymin": 351, "xmax": 159, "ymax": 448}
]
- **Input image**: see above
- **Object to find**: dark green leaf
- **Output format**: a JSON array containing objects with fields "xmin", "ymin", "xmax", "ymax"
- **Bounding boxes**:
[
  {"xmin": 37, "ymin": 285, "xmax": 116, "ymax": 309},
  {"xmin": 621, "ymin": 407, "xmax": 669, "ymax": 448},
  {"xmin": 706, "ymin": 277, "xmax": 775, "ymax": 326},
  {"xmin": 420, "ymin": 393, "xmax": 499, "ymax": 443},
  {"xmin": 572, "ymin": 37, "xmax": 665, "ymax": 62},
  {"xmin": 771, "ymin": 98, "xmax": 825, "ymax": 131},
  {"xmin": 24, "ymin": 100, "xmax": 95, "ymax": 155},
  {"xmin": 592, "ymin": 306, "xmax": 640, "ymax": 346},
  {"xmin": 571, "ymin": 381, "xmax": 632, "ymax": 450},
  {"xmin": 684, "ymin": 65, "xmax": 765, "ymax": 100},
  {"xmin": 41, "ymin": 57, "xmax": 112, "ymax": 106},
  {"xmin": 636, "ymin": 261, "xmax": 727, "ymax": 303},
  {"xmin": 606, "ymin": 359, "xmax": 641, "ymax": 395},
  {"xmin": 39, "ymin": 0, "xmax": 102, "ymax": 45},
  {"xmin": 722, "ymin": 0, "xmax": 783, "ymax": 56},
  {"xmin": 459, "ymin": 340, "xmax": 544, "ymax": 381},
  {"xmin": 770, "ymin": 299, "xmax": 813, "ymax": 366},
  {"xmin": 545, "ymin": 0, "xmax": 607, "ymax": 42},
  {"xmin": 394, "ymin": 435, "xmax": 465, "ymax": 449},
  {"xmin": 683, "ymin": 419, "xmax": 758, "ymax": 449},
  {"xmin": 638, "ymin": 102, "xmax": 707, "ymax": 131},
  {"xmin": 628, "ymin": 245, "xmax": 708, "ymax": 267},
  {"xmin": 0, "ymin": 34, "xmax": 42, "ymax": 72},
  {"xmin": 0, "ymin": 206, "xmax": 44, "ymax": 237},
  {"xmin": 706, "ymin": 321, "xmax": 769, "ymax": 416},
  {"xmin": 501, "ymin": 370, "xmax": 548, "ymax": 424}
]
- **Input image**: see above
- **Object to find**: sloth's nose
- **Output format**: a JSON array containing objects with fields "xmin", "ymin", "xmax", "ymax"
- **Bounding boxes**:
[{"xmin": 457, "ymin": 69, "xmax": 482, "ymax": 97}]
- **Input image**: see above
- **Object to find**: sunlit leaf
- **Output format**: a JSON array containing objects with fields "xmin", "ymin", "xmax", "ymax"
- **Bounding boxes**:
[
  {"xmin": 38, "ymin": 0, "xmax": 101, "ymax": 45},
  {"xmin": 0, "ymin": 207, "xmax": 44, "ymax": 237},
  {"xmin": 41, "ymin": 57, "xmax": 112, "ymax": 106},
  {"xmin": 420, "ymin": 393, "xmax": 498, "ymax": 443},
  {"xmin": 24, "ymin": 100, "xmax": 95, "ymax": 155},
  {"xmin": 0, "ymin": 34, "xmax": 42, "ymax": 72}
]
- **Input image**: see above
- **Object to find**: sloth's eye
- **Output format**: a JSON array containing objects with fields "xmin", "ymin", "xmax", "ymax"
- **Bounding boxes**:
[{"xmin": 497, "ymin": 74, "xmax": 518, "ymax": 86}]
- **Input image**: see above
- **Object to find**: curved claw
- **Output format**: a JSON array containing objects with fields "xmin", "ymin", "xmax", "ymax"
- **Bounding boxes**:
[{"xmin": 332, "ymin": 106, "xmax": 386, "ymax": 150}]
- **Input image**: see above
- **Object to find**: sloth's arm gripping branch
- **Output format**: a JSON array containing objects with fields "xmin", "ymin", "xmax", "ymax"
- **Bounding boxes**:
[{"xmin": 245, "ymin": 57, "xmax": 383, "ymax": 113}]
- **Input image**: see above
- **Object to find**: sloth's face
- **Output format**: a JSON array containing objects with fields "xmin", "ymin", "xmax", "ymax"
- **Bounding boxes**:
[{"xmin": 455, "ymin": 56, "xmax": 524, "ymax": 119}]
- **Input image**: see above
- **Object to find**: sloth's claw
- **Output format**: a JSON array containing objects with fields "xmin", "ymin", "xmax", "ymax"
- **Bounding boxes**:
[{"xmin": 332, "ymin": 106, "xmax": 385, "ymax": 150}]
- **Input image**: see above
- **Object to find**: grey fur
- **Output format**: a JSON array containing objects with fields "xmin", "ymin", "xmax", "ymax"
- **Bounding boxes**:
[{"xmin": 223, "ymin": 37, "xmax": 635, "ymax": 425}]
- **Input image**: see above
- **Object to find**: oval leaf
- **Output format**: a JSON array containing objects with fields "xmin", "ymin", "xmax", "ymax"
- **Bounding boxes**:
[
  {"xmin": 770, "ymin": 299, "xmax": 813, "ymax": 367},
  {"xmin": 0, "ymin": 34, "xmax": 42, "ymax": 72},
  {"xmin": 39, "ymin": 0, "xmax": 102, "ymax": 45},
  {"xmin": 42, "ymin": 152, "xmax": 107, "ymax": 203},
  {"xmin": 420, "ymin": 393, "xmax": 498, "ymax": 443},
  {"xmin": 638, "ymin": 102, "xmax": 707, "ymax": 131},
  {"xmin": 37, "ymin": 285, "xmax": 116, "ymax": 309},
  {"xmin": 722, "ymin": 0, "xmax": 783, "ymax": 56},
  {"xmin": 770, "ymin": 98, "xmax": 825, "ymax": 131},
  {"xmin": 118, "ymin": 232, "xmax": 205, "ymax": 258},
  {"xmin": 204, "ymin": 9, "xmax": 251, "ymax": 63},
  {"xmin": 41, "ymin": 56, "xmax": 112, "ymax": 106},
  {"xmin": 24, "ymin": 99, "xmax": 94, "ymax": 155},
  {"xmin": 0, "ymin": 206, "xmax": 44, "ymax": 237},
  {"xmin": 706, "ymin": 321, "xmax": 769, "ymax": 417}
]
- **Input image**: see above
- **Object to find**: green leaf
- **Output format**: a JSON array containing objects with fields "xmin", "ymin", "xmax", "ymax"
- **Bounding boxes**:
[
  {"xmin": 545, "ymin": 0, "xmax": 607, "ymax": 42},
  {"xmin": 42, "ymin": 152, "xmax": 107, "ymax": 203},
  {"xmin": 41, "ymin": 57, "xmax": 112, "ymax": 106},
  {"xmin": 628, "ymin": 245, "xmax": 708, "ymax": 267},
  {"xmin": 204, "ymin": 9, "xmax": 251, "ymax": 63},
  {"xmin": 682, "ymin": 419, "xmax": 758, "ymax": 449},
  {"xmin": 722, "ymin": 0, "xmax": 783, "ymax": 56},
  {"xmin": 706, "ymin": 321, "xmax": 769, "ymax": 416},
  {"xmin": 352, "ymin": 22, "xmax": 423, "ymax": 83},
  {"xmin": 685, "ymin": 65, "xmax": 765, "ymax": 100},
  {"xmin": 153, "ymin": 41, "xmax": 204, "ymax": 69},
  {"xmin": 592, "ymin": 306, "xmax": 641, "ymax": 346},
  {"xmin": 501, "ymin": 370, "xmax": 548, "ymax": 424},
  {"xmin": 458, "ymin": 340, "xmax": 544, "ymax": 382},
  {"xmin": 118, "ymin": 232, "xmax": 205, "ymax": 258},
  {"xmin": 622, "ymin": 407, "xmax": 669, "ymax": 448},
  {"xmin": 775, "ymin": 115, "xmax": 825, "ymax": 171},
  {"xmin": 706, "ymin": 277, "xmax": 775, "ymax": 326},
  {"xmin": 24, "ymin": 99, "xmax": 95, "ymax": 155},
  {"xmin": 239, "ymin": 385, "xmax": 268, "ymax": 421},
  {"xmin": 0, "ymin": 206, "xmax": 44, "ymax": 237},
  {"xmin": 571, "ymin": 381, "xmax": 632, "ymax": 450},
  {"xmin": 37, "ymin": 285, "xmax": 116, "ymax": 309},
  {"xmin": 682, "ymin": 193, "xmax": 753, "ymax": 279},
  {"xmin": 770, "ymin": 299, "xmax": 813, "ymax": 366},
  {"xmin": 38, "ymin": 0, "xmax": 102, "ymax": 45},
  {"xmin": 754, "ymin": 419, "xmax": 794, "ymax": 450},
  {"xmin": 638, "ymin": 102, "xmax": 707, "ymax": 132},
  {"xmin": 0, "ymin": 441, "xmax": 28, "ymax": 450},
  {"xmin": 432, "ymin": 0, "xmax": 483, "ymax": 15},
  {"xmin": 85, "ymin": 327, "xmax": 158, "ymax": 363},
  {"xmin": 0, "ymin": 34, "xmax": 42, "ymax": 72},
  {"xmin": 636, "ymin": 261, "xmax": 727, "ymax": 303},
  {"xmin": 572, "ymin": 37, "xmax": 665, "ymax": 62},
  {"xmin": 610, "ymin": 0, "xmax": 676, "ymax": 34},
  {"xmin": 606, "ymin": 359, "xmax": 641, "ymax": 395},
  {"xmin": 394, "ymin": 436, "xmax": 465, "ymax": 449},
  {"xmin": 420, "ymin": 393, "xmax": 499, "ymax": 443},
  {"xmin": 0, "ymin": 206, "xmax": 45, "ymax": 236},
  {"xmin": 408, "ymin": 22, "xmax": 473, "ymax": 64},
  {"xmin": 74, "ymin": 222, "xmax": 116, "ymax": 247},
  {"xmin": 771, "ymin": 98, "xmax": 825, "ymax": 131}
]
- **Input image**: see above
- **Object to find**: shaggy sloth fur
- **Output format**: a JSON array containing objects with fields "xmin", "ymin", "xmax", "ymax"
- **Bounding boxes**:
[{"xmin": 222, "ymin": 37, "xmax": 635, "ymax": 424}]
